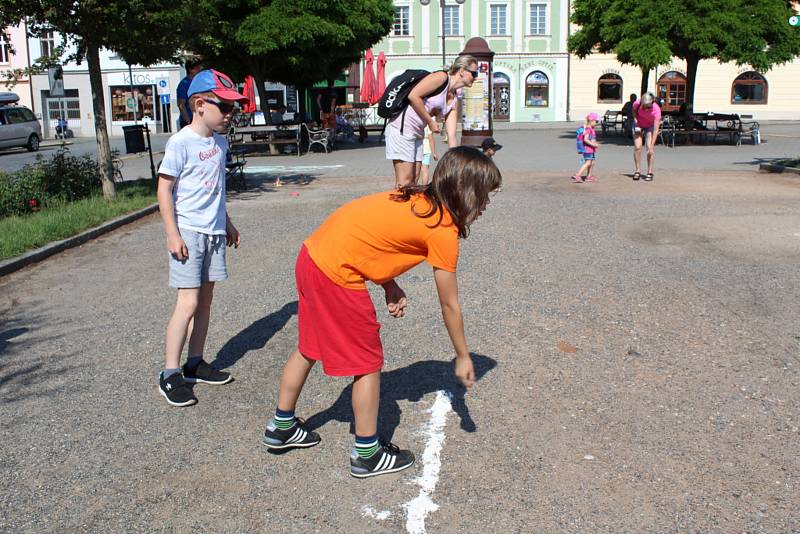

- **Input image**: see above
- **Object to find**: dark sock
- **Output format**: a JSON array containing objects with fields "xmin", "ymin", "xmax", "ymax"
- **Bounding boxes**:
[
  {"xmin": 162, "ymin": 368, "xmax": 181, "ymax": 379},
  {"xmin": 273, "ymin": 408, "xmax": 295, "ymax": 430},
  {"xmin": 355, "ymin": 433, "xmax": 379, "ymax": 459},
  {"xmin": 185, "ymin": 355, "xmax": 203, "ymax": 370}
]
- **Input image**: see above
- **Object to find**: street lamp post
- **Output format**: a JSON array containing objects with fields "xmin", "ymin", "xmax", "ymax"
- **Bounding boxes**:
[{"xmin": 420, "ymin": 0, "xmax": 465, "ymax": 68}]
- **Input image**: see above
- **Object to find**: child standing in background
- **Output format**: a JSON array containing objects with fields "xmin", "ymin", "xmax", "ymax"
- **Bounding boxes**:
[{"xmin": 573, "ymin": 112, "xmax": 600, "ymax": 183}]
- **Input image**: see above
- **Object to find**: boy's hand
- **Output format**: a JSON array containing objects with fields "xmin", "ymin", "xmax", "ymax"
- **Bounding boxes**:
[
  {"xmin": 455, "ymin": 355, "xmax": 475, "ymax": 387},
  {"xmin": 167, "ymin": 234, "xmax": 188, "ymax": 261},
  {"xmin": 383, "ymin": 280, "xmax": 407, "ymax": 318},
  {"xmin": 432, "ymin": 152, "xmax": 439, "ymax": 161},
  {"xmin": 226, "ymin": 221, "xmax": 240, "ymax": 248},
  {"xmin": 428, "ymin": 118, "xmax": 441, "ymax": 134}
]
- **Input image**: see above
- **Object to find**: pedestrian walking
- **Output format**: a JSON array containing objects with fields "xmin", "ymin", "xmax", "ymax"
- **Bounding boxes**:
[
  {"xmin": 632, "ymin": 92, "xmax": 661, "ymax": 181},
  {"xmin": 261, "ymin": 147, "xmax": 502, "ymax": 478},
  {"xmin": 176, "ymin": 58, "xmax": 204, "ymax": 130},
  {"xmin": 156, "ymin": 69, "xmax": 249, "ymax": 407},
  {"xmin": 573, "ymin": 112, "xmax": 600, "ymax": 183},
  {"xmin": 385, "ymin": 55, "xmax": 479, "ymax": 188},
  {"xmin": 480, "ymin": 137, "xmax": 502, "ymax": 158}
]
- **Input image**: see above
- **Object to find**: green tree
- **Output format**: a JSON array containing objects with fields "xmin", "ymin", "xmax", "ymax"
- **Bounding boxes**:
[
  {"xmin": 569, "ymin": 0, "xmax": 800, "ymax": 106},
  {"xmin": 0, "ymin": 2, "xmax": 209, "ymax": 199},
  {"xmin": 193, "ymin": 0, "xmax": 394, "ymax": 112}
]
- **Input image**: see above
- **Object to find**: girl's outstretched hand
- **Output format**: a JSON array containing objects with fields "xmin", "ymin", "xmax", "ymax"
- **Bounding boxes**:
[{"xmin": 455, "ymin": 355, "xmax": 475, "ymax": 387}]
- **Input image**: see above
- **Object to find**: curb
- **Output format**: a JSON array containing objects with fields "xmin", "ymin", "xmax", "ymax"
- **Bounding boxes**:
[
  {"xmin": 758, "ymin": 163, "xmax": 800, "ymax": 175},
  {"xmin": 0, "ymin": 203, "xmax": 159, "ymax": 278}
]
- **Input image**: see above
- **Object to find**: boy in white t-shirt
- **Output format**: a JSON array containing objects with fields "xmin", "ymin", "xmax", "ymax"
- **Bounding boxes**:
[{"xmin": 156, "ymin": 69, "xmax": 249, "ymax": 407}]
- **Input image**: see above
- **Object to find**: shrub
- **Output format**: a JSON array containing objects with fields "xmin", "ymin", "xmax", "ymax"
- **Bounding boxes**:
[{"xmin": 0, "ymin": 149, "xmax": 101, "ymax": 218}]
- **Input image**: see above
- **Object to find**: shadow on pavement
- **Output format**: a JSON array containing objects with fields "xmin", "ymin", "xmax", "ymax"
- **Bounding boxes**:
[
  {"xmin": 305, "ymin": 353, "xmax": 497, "ymax": 441},
  {"xmin": 211, "ymin": 301, "xmax": 298, "ymax": 370}
]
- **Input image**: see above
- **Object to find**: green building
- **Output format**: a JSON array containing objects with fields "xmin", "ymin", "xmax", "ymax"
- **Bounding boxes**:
[{"xmin": 369, "ymin": 0, "xmax": 569, "ymax": 123}]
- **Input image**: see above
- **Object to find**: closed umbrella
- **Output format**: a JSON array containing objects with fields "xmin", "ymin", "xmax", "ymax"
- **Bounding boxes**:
[
  {"xmin": 360, "ymin": 49, "xmax": 376, "ymax": 104},
  {"xmin": 375, "ymin": 52, "xmax": 387, "ymax": 105},
  {"xmin": 242, "ymin": 75, "xmax": 257, "ymax": 113}
]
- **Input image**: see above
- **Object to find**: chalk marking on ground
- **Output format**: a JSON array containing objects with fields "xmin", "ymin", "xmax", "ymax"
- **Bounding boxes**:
[
  {"xmin": 361, "ymin": 506, "xmax": 392, "ymax": 520},
  {"xmin": 402, "ymin": 390, "xmax": 453, "ymax": 534}
]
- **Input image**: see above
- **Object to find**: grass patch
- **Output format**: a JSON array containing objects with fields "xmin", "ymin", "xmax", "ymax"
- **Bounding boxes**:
[{"xmin": 0, "ymin": 181, "xmax": 156, "ymax": 261}]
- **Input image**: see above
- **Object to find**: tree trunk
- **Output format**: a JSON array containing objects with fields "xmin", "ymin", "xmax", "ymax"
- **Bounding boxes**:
[
  {"xmin": 685, "ymin": 55, "xmax": 700, "ymax": 109},
  {"xmin": 86, "ymin": 43, "xmax": 115, "ymax": 200},
  {"xmin": 640, "ymin": 66, "xmax": 650, "ymax": 95}
]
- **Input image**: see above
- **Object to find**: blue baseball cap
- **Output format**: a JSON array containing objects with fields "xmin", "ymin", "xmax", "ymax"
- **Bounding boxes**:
[{"xmin": 188, "ymin": 69, "xmax": 249, "ymax": 103}]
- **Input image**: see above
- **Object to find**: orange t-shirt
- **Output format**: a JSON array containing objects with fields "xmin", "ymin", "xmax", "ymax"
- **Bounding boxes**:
[{"xmin": 304, "ymin": 191, "xmax": 459, "ymax": 289}]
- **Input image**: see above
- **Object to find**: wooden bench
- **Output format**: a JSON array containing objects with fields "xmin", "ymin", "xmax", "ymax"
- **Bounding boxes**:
[
  {"xmin": 662, "ymin": 113, "xmax": 760, "ymax": 147},
  {"xmin": 600, "ymin": 109, "xmax": 626, "ymax": 136}
]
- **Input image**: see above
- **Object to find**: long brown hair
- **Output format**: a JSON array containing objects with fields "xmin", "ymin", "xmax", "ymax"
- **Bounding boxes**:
[{"xmin": 392, "ymin": 146, "xmax": 502, "ymax": 238}]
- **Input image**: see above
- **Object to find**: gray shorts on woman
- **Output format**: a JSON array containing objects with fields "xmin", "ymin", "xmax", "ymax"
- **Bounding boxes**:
[{"xmin": 168, "ymin": 228, "xmax": 228, "ymax": 288}]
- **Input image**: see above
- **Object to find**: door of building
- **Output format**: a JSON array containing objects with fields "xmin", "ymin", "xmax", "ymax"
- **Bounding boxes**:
[
  {"xmin": 657, "ymin": 71, "xmax": 687, "ymax": 113},
  {"xmin": 492, "ymin": 73, "xmax": 510, "ymax": 122}
]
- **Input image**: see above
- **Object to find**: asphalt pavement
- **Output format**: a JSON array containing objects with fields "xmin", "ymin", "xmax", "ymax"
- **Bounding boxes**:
[{"xmin": 1, "ymin": 128, "xmax": 800, "ymax": 532}]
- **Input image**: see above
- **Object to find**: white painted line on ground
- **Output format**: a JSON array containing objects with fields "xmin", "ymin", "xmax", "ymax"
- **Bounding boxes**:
[
  {"xmin": 362, "ymin": 505, "xmax": 392, "ymax": 520},
  {"xmin": 244, "ymin": 164, "xmax": 344, "ymax": 174},
  {"xmin": 403, "ymin": 390, "xmax": 453, "ymax": 534}
]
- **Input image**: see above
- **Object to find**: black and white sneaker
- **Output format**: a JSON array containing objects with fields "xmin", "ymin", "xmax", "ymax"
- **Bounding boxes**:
[
  {"xmin": 262, "ymin": 418, "xmax": 321, "ymax": 450},
  {"xmin": 182, "ymin": 360, "xmax": 232, "ymax": 385},
  {"xmin": 350, "ymin": 441, "xmax": 415, "ymax": 478},
  {"xmin": 158, "ymin": 372, "xmax": 197, "ymax": 407}
]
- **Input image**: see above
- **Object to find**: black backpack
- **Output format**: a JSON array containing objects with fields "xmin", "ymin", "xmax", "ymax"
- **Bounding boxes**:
[{"xmin": 377, "ymin": 70, "xmax": 448, "ymax": 132}]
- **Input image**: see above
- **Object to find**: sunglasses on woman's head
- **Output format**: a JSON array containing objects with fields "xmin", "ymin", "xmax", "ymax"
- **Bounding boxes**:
[{"xmin": 204, "ymin": 99, "xmax": 235, "ymax": 114}]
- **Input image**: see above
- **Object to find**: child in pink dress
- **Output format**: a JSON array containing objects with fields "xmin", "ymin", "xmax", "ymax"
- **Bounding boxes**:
[{"xmin": 573, "ymin": 112, "xmax": 600, "ymax": 183}]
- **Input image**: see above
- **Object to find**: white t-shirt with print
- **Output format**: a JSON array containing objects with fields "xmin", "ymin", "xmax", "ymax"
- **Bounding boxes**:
[{"xmin": 158, "ymin": 127, "xmax": 228, "ymax": 235}]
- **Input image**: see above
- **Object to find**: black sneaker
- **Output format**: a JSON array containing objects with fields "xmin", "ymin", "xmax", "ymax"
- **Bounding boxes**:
[
  {"xmin": 350, "ymin": 441, "xmax": 415, "ymax": 478},
  {"xmin": 182, "ymin": 360, "xmax": 232, "ymax": 385},
  {"xmin": 158, "ymin": 372, "xmax": 197, "ymax": 407},
  {"xmin": 262, "ymin": 418, "xmax": 321, "ymax": 450}
]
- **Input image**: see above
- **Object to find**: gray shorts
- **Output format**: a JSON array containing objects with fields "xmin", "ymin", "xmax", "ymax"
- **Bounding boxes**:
[
  {"xmin": 385, "ymin": 125, "xmax": 423, "ymax": 163},
  {"xmin": 168, "ymin": 228, "xmax": 228, "ymax": 288}
]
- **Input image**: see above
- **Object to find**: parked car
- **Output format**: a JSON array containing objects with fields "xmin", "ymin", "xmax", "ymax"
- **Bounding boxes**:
[{"xmin": 0, "ymin": 92, "xmax": 42, "ymax": 152}]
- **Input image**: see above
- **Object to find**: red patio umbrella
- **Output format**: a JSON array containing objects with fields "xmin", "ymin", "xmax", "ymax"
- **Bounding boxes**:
[
  {"xmin": 375, "ymin": 52, "xmax": 387, "ymax": 105},
  {"xmin": 242, "ymin": 75, "xmax": 257, "ymax": 113},
  {"xmin": 361, "ymin": 49, "xmax": 376, "ymax": 104}
]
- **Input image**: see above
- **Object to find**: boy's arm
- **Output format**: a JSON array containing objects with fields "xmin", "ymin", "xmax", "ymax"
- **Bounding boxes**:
[
  {"xmin": 157, "ymin": 175, "xmax": 188, "ymax": 260},
  {"xmin": 429, "ymin": 132, "xmax": 438, "ymax": 159},
  {"xmin": 225, "ymin": 211, "xmax": 241, "ymax": 248},
  {"xmin": 433, "ymin": 267, "xmax": 475, "ymax": 387}
]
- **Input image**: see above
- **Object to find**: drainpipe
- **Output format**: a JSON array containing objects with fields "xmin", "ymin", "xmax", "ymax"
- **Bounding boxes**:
[
  {"xmin": 24, "ymin": 19, "xmax": 35, "ymax": 115},
  {"xmin": 565, "ymin": 0, "xmax": 571, "ymax": 122}
]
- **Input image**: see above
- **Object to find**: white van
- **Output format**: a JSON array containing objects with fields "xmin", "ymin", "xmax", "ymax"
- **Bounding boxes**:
[{"xmin": 0, "ymin": 92, "xmax": 42, "ymax": 152}]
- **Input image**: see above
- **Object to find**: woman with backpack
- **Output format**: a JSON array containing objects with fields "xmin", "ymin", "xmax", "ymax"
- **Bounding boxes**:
[{"xmin": 384, "ymin": 55, "xmax": 479, "ymax": 188}]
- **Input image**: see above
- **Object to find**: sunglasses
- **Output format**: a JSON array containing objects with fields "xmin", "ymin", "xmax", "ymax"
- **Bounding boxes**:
[
  {"xmin": 204, "ymin": 98, "xmax": 236, "ymax": 114},
  {"xmin": 466, "ymin": 69, "xmax": 479, "ymax": 79}
]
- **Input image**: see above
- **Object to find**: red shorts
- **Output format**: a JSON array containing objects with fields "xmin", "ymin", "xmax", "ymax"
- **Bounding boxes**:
[{"xmin": 296, "ymin": 245, "xmax": 383, "ymax": 376}]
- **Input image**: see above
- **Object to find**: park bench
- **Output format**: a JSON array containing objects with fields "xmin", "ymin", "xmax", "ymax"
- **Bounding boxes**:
[
  {"xmin": 662, "ymin": 112, "xmax": 760, "ymax": 147},
  {"xmin": 600, "ymin": 109, "xmax": 626, "ymax": 136}
]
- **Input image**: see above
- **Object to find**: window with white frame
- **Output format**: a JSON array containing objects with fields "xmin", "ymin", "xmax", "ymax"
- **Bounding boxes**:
[
  {"xmin": 40, "ymin": 30, "xmax": 56, "ymax": 58},
  {"xmin": 529, "ymin": 3, "xmax": 547, "ymax": 35},
  {"xmin": 490, "ymin": 4, "xmax": 508, "ymax": 35},
  {"xmin": 0, "ymin": 34, "xmax": 9, "ymax": 63},
  {"xmin": 443, "ymin": 5, "xmax": 460, "ymax": 35},
  {"xmin": 393, "ymin": 6, "xmax": 410, "ymax": 36}
]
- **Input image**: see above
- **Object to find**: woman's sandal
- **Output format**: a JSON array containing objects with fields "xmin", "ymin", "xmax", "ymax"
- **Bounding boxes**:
[
  {"xmin": 633, "ymin": 171, "xmax": 641, "ymax": 181},
  {"xmin": 645, "ymin": 173, "xmax": 654, "ymax": 181}
]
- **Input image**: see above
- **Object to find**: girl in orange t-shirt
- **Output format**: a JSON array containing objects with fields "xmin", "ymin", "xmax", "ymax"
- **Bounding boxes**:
[{"xmin": 262, "ymin": 146, "xmax": 502, "ymax": 478}]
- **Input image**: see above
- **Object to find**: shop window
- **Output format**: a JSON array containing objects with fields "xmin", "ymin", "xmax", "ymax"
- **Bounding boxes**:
[
  {"xmin": 525, "ymin": 71, "xmax": 549, "ymax": 107},
  {"xmin": 110, "ymin": 85, "xmax": 155, "ymax": 122},
  {"xmin": 597, "ymin": 73, "xmax": 622, "ymax": 103},
  {"xmin": 731, "ymin": 72, "xmax": 767, "ymax": 104}
]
